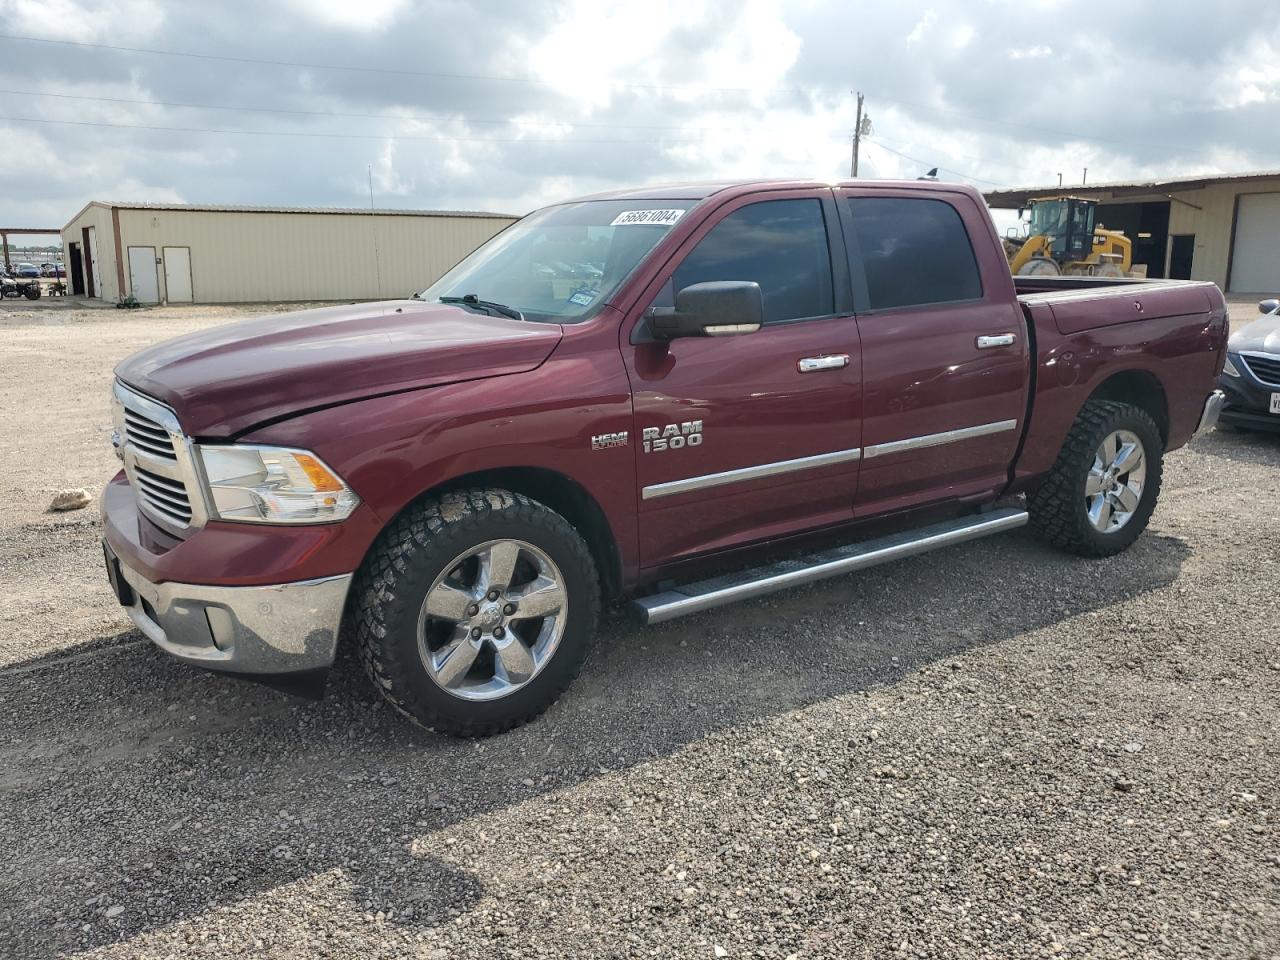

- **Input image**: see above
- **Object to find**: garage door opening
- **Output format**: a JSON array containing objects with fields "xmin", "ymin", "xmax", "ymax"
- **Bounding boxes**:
[{"xmin": 1095, "ymin": 201, "xmax": 1170, "ymax": 279}]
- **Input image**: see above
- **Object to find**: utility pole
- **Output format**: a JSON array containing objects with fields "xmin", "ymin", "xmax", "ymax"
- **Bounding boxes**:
[
  {"xmin": 850, "ymin": 92, "xmax": 871, "ymax": 177},
  {"xmin": 1082, "ymin": 166, "xmax": 1088, "ymax": 185},
  {"xmin": 1057, "ymin": 173, "xmax": 1063, "ymax": 188}
]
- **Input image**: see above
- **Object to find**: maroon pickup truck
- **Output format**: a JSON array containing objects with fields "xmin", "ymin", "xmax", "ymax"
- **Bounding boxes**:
[{"xmin": 101, "ymin": 179, "xmax": 1228, "ymax": 736}]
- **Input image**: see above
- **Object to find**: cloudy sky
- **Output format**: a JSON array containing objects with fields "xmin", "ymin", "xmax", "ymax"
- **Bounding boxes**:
[{"xmin": 2, "ymin": 0, "xmax": 1279, "ymax": 237}]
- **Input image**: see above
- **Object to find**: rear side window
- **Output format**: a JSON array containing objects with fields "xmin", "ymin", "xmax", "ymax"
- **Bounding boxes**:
[
  {"xmin": 673, "ymin": 199, "xmax": 834, "ymax": 324},
  {"xmin": 846, "ymin": 197, "xmax": 983, "ymax": 310}
]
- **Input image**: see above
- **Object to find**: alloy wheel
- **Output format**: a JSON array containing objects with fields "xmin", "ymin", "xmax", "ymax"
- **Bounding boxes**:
[
  {"xmin": 1085, "ymin": 429, "xmax": 1147, "ymax": 533},
  {"xmin": 417, "ymin": 539, "xmax": 568, "ymax": 701}
]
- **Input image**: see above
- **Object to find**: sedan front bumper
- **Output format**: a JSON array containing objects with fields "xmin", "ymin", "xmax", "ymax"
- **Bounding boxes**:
[
  {"xmin": 1219, "ymin": 353, "xmax": 1280, "ymax": 432},
  {"xmin": 105, "ymin": 542, "xmax": 352, "ymax": 674}
]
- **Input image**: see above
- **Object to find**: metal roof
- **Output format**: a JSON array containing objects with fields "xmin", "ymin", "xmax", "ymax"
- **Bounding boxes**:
[
  {"xmin": 63, "ymin": 199, "xmax": 517, "ymax": 229},
  {"xmin": 984, "ymin": 168, "xmax": 1280, "ymax": 208}
]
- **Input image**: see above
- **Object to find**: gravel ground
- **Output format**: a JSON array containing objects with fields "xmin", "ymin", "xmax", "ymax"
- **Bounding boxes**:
[{"xmin": 0, "ymin": 299, "xmax": 1277, "ymax": 959}]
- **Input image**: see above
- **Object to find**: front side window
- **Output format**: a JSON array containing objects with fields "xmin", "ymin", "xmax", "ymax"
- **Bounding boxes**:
[
  {"xmin": 673, "ymin": 198, "xmax": 834, "ymax": 324},
  {"xmin": 422, "ymin": 200, "xmax": 695, "ymax": 322},
  {"xmin": 847, "ymin": 197, "xmax": 983, "ymax": 311}
]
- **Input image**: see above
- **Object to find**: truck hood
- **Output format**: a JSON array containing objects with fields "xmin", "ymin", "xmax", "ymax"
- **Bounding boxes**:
[
  {"xmin": 1229, "ymin": 310, "xmax": 1280, "ymax": 356},
  {"xmin": 116, "ymin": 300, "xmax": 563, "ymax": 436}
]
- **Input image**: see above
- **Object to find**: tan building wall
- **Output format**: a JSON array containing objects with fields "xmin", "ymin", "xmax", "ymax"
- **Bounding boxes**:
[
  {"xmin": 62, "ymin": 203, "xmax": 120, "ymax": 301},
  {"xmin": 987, "ymin": 172, "xmax": 1280, "ymax": 293},
  {"xmin": 61, "ymin": 203, "xmax": 517, "ymax": 304},
  {"xmin": 1090, "ymin": 181, "xmax": 1260, "ymax": 288}
]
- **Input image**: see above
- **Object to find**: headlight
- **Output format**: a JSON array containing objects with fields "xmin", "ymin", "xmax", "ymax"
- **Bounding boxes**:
[
  {"xmin": 1222, "ymin": 355, "xmax": 1241, "ymax": 378},
  {"xmin": 197, "ymin": 445, "xmax": 359, "ymax": 524}
]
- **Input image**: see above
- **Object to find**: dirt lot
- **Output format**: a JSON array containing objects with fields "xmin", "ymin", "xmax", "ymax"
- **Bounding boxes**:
[{"xmin": 0, "ymin": 300, "xmax": 1277, "ymax": 959}]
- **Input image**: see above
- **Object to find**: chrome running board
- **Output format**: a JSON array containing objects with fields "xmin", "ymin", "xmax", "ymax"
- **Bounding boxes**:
[{"xmin": 632, "ymin": 507, "xmax": 1028, "ymax": 625}]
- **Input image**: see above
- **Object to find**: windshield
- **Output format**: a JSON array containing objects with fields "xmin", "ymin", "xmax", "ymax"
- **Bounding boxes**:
[
  {"xmin": 421, "ymin": 199, "xmax": 696, "ymax": 322},
  {"xmin": 1028, "ymin": 200, "xmax": 1069, "ymax": 237}
]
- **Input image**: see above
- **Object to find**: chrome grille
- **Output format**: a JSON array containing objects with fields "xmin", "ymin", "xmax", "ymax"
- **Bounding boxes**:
[
  {"xmin": 135, "ymin": 467, "xmax": 193, "ymax": 525},
  {"xmin": 122, "ymin": 408, "xmax": 178, "ymax": 460},
  {"xmin": 111, "ymin": 382, "xmax": 206, "ymax": 536},
  {"xmin": 1240, "ymin": 352, "xmax": 1280, "ymax": 388}
]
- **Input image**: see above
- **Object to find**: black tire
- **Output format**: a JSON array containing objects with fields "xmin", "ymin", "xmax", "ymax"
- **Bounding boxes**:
[
  {"xmin": 350, "ymin": 488, "xmax": 599, "ymax": 737},
  {"xmin": 1027, "ymin": 400, "xmax": 1164, "ymax": 557},
  {"xmin": 24, "ymin": 285, "xmax": 40, "ymax": 300}
]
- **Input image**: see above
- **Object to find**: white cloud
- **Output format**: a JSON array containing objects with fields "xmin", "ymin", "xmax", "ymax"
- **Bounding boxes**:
[
  {"xmin": 905, "ymin": 9, "xmax": 936, "ymax": 44},
  {"xmin": 281, "ymin": 0, "xmax": 408, "ymax": 31},
  {"xmin": 1008, "ymin": 44, "xmax": 1053, "ymax": 60}
]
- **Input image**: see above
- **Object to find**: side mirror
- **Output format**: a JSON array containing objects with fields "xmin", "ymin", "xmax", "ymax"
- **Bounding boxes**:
[
  {"xmin": 648, "ymin": 281, "xmax": 764, "ymax": 340},
  {"xmin": 1259, "ymin": 298, "xmax": 1279, "ymax": 315}
]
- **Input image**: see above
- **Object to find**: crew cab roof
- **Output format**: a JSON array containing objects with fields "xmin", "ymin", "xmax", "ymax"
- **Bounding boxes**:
[{"xmin": 559, "ymin": 178, "xmax": 986, "ymax": 205}]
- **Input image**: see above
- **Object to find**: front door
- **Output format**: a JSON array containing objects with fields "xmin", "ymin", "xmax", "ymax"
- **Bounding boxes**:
[
  {"xmin": 163, "ymin": 247, "xmax": 193, "ymax": 302},
  {"xmin": 838, "ymin": 187, "xmax": 1029, "ymax": 518},
  {"xmin": 128, "ymin": 246, "xmax": 160, "ymax": 303},
  {"xmin": 621, "ymin": 191, "xmax": 862, "ymax": 567}
]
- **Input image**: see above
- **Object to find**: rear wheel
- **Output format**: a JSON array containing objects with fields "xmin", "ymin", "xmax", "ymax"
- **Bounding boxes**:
[
  {"xmin": 352, "ymin": 488, "xmax": 599, "ymax": 736},
  {"xmin": 1028, "ymin": 400, "xmax": 1164, "ymax": 557}
]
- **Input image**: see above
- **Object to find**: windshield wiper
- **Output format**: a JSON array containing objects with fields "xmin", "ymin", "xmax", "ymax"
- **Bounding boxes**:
[{"xmin": 438, "ymin": 294, "xmax": 524, "ymax": 322}]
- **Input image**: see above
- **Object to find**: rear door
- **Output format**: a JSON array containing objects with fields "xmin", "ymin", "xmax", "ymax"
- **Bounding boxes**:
[
  {"xmin": 621, "ymin": 190, "xmax": 862, "ymax": 567},
  {"xmin": 837, "ymin": 187, "xmax": 1029, "ymax": 518}
]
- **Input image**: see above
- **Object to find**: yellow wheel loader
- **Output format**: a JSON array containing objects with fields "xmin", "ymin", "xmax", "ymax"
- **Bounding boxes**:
[{"xmin": 1005, "ymin": 197, "xmax": 1133, "ymax": 277}]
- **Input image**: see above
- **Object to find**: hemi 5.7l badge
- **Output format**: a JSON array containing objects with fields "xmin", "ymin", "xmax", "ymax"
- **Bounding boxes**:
[
  {"xmin": 642, "ymin": 420, "xmax": 703, "ymax": 453},
  {"xmin": 591, "ymin": 431, "xmax": 629, "ymax": 450}
]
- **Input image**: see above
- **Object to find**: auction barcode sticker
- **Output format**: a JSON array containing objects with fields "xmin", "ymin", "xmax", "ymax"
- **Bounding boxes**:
[{"xmin": 610, "ymin": 209, "xmax": 686, "ymax": 227}]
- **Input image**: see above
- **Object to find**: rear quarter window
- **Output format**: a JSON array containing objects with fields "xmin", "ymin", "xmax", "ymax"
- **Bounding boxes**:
[{"xmin": 846, "ymin": 197, "xmax": 983, "ymax": 311}]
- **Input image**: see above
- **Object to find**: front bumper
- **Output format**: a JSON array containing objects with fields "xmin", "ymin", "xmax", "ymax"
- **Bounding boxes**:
[
  {"xmin": 1218, "ymin": 355, "xmax": 1280, "ymax": 432},
  {"xmin": 106, "ymin": 543, "xmax": 352, "ymax": 674}
]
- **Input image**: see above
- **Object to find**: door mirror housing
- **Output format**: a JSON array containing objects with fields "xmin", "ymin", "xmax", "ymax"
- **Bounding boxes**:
[
  {"xmin": 1258, "ymin": 298, "xmax": 1278, "ymax": 315},
  {"xmin": 648, "ymin": 281, "xmax": 764, "ymax": 340}
]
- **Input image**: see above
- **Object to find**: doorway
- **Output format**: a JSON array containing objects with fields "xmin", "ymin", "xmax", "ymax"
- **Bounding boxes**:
[
  {"xmin": 1169, "ymin": 234, "xmax": 1195, "ymax": 280},
  {"xmin": 81, "ymin": 227, "xmax": 96, "ymax": 297},
  {"xmin": 68, "ymin": 242, "xmax": 85, "ymax": 295}
]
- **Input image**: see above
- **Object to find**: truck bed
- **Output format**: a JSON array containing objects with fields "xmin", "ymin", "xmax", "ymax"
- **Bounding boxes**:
[{"xmin": 1014, "ymin": 276, "xmax": 1223, "ymax": 336}]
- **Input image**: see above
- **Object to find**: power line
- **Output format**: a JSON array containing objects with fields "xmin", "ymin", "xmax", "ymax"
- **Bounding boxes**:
[
  {"xmin": 0, "ymin": 113, "xmax": 728, "ymax": 144},
  {"xmin": 0, "ymin": 32, "xmax": 802, "ymax": 96},
  {"xmin": 0, "ymin": 87, "xmax": 747, "ymax": 134},
  {"xmin": 863, "ymin": 140, "xmax": 1010, "ymax": 188}
]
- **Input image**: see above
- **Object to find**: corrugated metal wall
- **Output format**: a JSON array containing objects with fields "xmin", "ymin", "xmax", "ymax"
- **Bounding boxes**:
[
  {"xmin": 1091, "ymin": 178, "xmax": 1280, "ymax": 289},
  {"xmin": 1164, "ymin": 182, "xmax": 1244, "ymax": 288},
  {"xmin": 71, "ymin": 207, "xmax": 516, "ymax": 304},
  {"xmin": 115, "ymin": 208, "xmax": 515, "ymax": 303},
  {"xmin": 61, "ymin": 204, "xmax": 119, "ymax": 301}
]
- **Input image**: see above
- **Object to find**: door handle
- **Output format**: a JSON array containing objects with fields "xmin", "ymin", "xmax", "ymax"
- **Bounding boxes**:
[
  {"xmin": 976, "ymin": 333, "xmax": 1017, "ymax": 349},
  {"xmin": 798, "ymin": 354, "xmax": 850, "ymax": 373}
]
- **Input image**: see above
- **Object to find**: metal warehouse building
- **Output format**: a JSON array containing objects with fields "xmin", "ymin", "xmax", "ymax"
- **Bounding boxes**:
[
  {"xmin": 985, "ymin": 169, "xmax": 1280, "ymax": 294},
  {"xmin": 59, "ymin": 201, "xmax": 518, "ymax": 304}
]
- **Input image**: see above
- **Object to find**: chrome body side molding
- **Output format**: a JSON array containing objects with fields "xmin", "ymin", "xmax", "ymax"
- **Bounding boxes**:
[
  {"xmin": 641, "ymin": 447, "xmax": 863, "ymax": 500},
  {"xmin": 862, "ymin": 419, "xmax": 1018, "ymax": 459},
  {"xmin": 640, "ymin": 419, "xmax": 1019, "ymax": 501}
]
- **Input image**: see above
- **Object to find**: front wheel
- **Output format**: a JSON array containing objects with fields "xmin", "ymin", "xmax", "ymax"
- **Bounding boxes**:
[
  {"xmin": 1028, "ymin": 400, "xmax": 1164, "ymax": 557},
  {"xmin": 351, "ymin": 488, "xmax": 599, "ymax": 737}
]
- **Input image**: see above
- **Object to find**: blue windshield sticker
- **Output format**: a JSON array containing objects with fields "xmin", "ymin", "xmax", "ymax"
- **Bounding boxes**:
[{"xmin": 569, "ymin": 291, "xmax": 596, "ymax": 306}]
